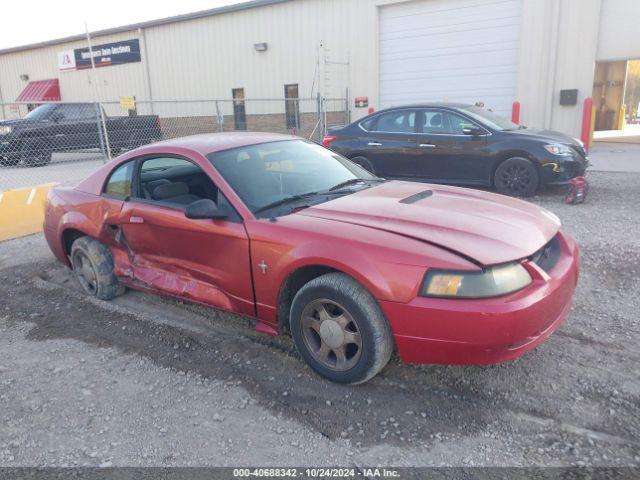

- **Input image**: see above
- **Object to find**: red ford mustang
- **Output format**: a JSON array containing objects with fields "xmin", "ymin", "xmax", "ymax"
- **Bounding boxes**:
[{"xmin": 44, "ymin": 133, "xmax": 579, "ymax": 384}]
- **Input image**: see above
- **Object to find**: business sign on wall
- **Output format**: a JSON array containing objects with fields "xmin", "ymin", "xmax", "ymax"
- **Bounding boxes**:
[{"xmin": 58, "ymin": 39, "xmax": 141, "ymax": 71}]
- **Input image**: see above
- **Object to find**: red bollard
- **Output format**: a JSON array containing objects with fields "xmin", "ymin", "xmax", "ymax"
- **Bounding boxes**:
[
  {"xmin": 581, "ymin": 98, "xmax": 593, "ymax": 153},
  {"xmin": 368, "ymin": 107, "xmax": 375, "ymax": 115},
  {"xmin": 511, "ymin": 101, "xmax": 520, "ymax": 124}
]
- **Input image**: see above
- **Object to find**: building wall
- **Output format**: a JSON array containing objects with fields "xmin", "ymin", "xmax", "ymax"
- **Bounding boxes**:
[
  {"xmin": 597, "ymin": 0, "xmax": 640, "ymax": 61},
  {"xmin": 0, "ymin": 31, "xmax": 149, "ymax": 118},
  {"xmin": 0, "ymin": 0, "xmax": 638, "ymax": 137}
]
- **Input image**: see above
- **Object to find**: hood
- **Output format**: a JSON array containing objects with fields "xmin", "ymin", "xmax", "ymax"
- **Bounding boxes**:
[
  {"xmin": 298, "ymin": 182, "xmax": 560, "ymax": 266},
  {"xmin": 0, "ymin": 118, "xmax": 45, "ymax": 129},
  {"xmin": 508, "ymin": 127, "xmax": 581, "ymax": 146}
]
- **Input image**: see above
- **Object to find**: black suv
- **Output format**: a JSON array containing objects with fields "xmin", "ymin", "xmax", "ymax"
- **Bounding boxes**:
[{"xmin": 323, "ymin": 103, "xmax": 588, "ymax": 197}]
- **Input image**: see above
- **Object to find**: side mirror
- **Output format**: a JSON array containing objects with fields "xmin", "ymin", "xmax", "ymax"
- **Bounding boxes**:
[
  {"xmin": 463, "ymin": 126, "xmax": 485, "ymax": 136},
  {"xmin": 184, "ymin": 199, "xmax": 227, "ymax": 220}
]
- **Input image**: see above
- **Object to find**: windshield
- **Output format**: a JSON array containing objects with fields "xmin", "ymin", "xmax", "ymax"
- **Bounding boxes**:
[
  {"xmin": 208, "ymin": 139, "xmax": 378, "ymax": 216},
  {"xmin": 461, "ymin": 105, "xmax": 519, "ymax": 131},
  {"xmin": 24, "ymin": 104, "xmax": 58, "ymax": 120}
]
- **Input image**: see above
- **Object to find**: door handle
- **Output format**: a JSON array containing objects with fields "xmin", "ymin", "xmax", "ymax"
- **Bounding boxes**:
[
  {"xmin": 129, "ymin": 216, "xmax": 145, "ymax": 224},
  {"xmin": 419, "ymin": 143, "xmax": 436, "ymax": 148},
  {"xmin": 368, "ymin": 142, "xmax": 382, "ymax": 147}
]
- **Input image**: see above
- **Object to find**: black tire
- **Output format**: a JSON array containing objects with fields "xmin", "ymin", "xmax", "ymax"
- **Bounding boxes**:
[
  {"xmin": 21, "ymin": 139, "xmax": 52, "ymax": 167},
  {"xmin": 494, "ymin": 157, "xmax": 539, "ymax": 197},
  {"xmin": 350, "ymin": 156, "xmax": 375, "ymax": 175},
  {"xmin": 290, "ymin": 272, "xmax": 393, "ymax": 384},
  {"xmin": 70, "ymin": 236, "xmax": 125, "ymax": 300}
]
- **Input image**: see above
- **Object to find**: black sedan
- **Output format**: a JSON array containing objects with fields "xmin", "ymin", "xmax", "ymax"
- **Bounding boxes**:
[{"xmin": 323, "ymin": 103, "xmax": 588, "ymax": 197}]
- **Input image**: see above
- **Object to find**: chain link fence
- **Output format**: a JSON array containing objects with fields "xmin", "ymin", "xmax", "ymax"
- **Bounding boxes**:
[{"xmin": 0, "ymin": 96, "xmax": 349, "ymax": 191}]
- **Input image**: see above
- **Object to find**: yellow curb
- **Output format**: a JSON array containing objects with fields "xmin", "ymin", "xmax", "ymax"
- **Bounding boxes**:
[{"xmin": 0, "ymin": 183, "xmax": 58, "ymax": 242}]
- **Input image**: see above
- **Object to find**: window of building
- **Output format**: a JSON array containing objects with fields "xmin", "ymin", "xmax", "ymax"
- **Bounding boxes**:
[
  {"xmin": 284, "ymin": 84, "xmax": 300, "ymax": 130},
  {"xmin": 232, "ymin": 88, "xmax": 247, "ymax": 131}
]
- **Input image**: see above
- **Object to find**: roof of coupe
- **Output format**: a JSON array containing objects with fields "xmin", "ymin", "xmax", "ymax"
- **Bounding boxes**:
[{"xmin": 148, "ymin": 132, "xmax": 297, "ymax": 156}]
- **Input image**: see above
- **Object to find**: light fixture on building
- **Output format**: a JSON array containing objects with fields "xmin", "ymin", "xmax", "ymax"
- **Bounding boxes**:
[
  {"xmin": 253, "ymin": 42, "xmax": 268, "ymax": 52},
  {"xmin": 19, "ymin": 74, "xmax": 29, "ymax": 81}
]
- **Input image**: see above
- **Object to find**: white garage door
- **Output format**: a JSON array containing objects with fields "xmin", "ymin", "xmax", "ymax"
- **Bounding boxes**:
[{"xmin": 379, "ymin": 0, "xmax": 522, "ymax": 116}]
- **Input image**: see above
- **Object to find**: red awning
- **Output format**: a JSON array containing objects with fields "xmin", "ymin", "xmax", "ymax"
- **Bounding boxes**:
[{"xmin": 16, "ymin": 79, "xmax": 61, "ymax": 102}]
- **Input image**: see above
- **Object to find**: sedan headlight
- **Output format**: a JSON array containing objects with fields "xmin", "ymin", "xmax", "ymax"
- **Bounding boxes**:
[
  {"xmin": 421, "ymin": 263, "xmax": 532, "ymax": 299},
  {"xmin": 544, "ymin": 144, "xmax": 574, "ymax": 156},
  {"xmin": 0, "ymin": 125, "xmax": 11, "ymax": 135}
]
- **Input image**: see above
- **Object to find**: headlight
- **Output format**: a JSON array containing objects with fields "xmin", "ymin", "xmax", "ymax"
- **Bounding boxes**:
[
  {"xmin": 0, "ymin": 126, "xmax": 11, "ymax": 135},
  {"xmin": 544, "ymin": 144, "xmax": 574, "ymax": 156},
  {"xmin": 420, "ymin": 263, "xmax": 532, "ymax": 299}
]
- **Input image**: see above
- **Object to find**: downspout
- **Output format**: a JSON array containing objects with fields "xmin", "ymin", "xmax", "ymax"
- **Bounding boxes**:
[{"xmin": 139, "ymin": 27, "xmax": 155, "ymax": 114}]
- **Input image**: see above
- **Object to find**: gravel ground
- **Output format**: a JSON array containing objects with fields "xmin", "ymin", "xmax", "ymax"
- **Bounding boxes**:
[{"xmin": 0, "ymin": 171, "xmax": 639, "ymax": 467}]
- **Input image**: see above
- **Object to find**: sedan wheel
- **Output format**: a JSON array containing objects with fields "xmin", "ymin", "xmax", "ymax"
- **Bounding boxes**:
[
  {"xmin": 290, "ymin": 272, "xmax": 393, "ymax": 384},
  {"xmin": 494, "ymin": 157, "xmax": 539, "ymax": 197}
]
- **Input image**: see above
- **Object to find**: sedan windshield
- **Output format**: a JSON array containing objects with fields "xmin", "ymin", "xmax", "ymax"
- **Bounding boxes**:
[
  {"xmin": 461, "ymin": 105, "xmax": 520, "ymax": 131},
  {"xmin": 208, "ymin": 140, "xmax": 379, "ymax": 216},
  {"xmin": 24, "ymin": 104, "xmax": 58, "ymax": 120}
]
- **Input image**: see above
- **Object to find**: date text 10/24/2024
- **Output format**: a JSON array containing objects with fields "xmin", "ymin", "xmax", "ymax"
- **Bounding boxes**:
[{"xmin": 233, "ymin": 468, "xmax": 401, "ymax": 478}]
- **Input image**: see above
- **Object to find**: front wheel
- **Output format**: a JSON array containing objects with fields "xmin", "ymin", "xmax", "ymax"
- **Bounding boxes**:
[
  {"xmin": 494, "ymin": 157, "xmax": 539, "ymax": 197},
  {"xmin": 290, "ymin": 273, "xmax": 394, "ymax": 384}
]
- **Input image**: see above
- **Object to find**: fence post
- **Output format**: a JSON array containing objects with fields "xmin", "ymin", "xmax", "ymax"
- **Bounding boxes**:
[
  {"xmin": 215, "ymin": 101, "xmax": 223, "ymax": 132},
  {"xmin": 316, "ymin": 93, "xmax": 324, "ymax": 143},
  {"xmin": 345, "ymin": 87, "xmax": 351, "ymax": 125},
  {"xmin": 94, "ymin": 102, "xmax": 108, "ymax": 162}
]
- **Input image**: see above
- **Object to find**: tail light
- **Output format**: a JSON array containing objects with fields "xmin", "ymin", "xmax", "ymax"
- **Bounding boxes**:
[{"xmin": 322, "ymin": 135, "xmax": 337, "ymax": 149}]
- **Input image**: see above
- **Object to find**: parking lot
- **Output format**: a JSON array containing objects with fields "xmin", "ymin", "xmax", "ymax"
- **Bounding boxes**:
[{"xmin": 0, "ymin": 170, "xmax": 638, "ymax": 467}]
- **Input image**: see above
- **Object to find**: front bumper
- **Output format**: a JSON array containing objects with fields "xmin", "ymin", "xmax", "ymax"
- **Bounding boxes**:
[
  {"xmin": 380, "ymin": 231, "xmax": 579, "ymax": 365},
  {"xmin": 542, "ymin": 155, "xmax": 589, "ymax": 185}
]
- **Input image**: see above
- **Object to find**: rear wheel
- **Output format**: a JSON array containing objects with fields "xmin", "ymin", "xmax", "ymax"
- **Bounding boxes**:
[
  {"xmin": 350, "ymin": 156, "xmax": 375, "ymax": 175},
  {"xmin": 494, "ymin": 157, "xmax": 539, "ymax": 197},
  {"xmin": 290, "ymin": 273, "xmax": 393, "ymax": 384},
  {"xmin": 70, "ymin": 236, "xmax": 125, "ymax": 300}
]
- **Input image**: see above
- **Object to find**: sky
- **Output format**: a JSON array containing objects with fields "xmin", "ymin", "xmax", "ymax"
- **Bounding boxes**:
[{"xmin": 0, "ymin": 0, "xmax": 242, "ymax": 49}]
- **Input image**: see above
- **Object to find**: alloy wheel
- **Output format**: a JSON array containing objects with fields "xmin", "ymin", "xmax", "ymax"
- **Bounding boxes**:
[
  {"xmin": 73, "ymin": 251, "xmax": 98, "ymax": 295},
  {"xmin": 498, "ymin": 163, "xmax": 533, "ymax": 195},
  {"xmin": 300, "ymin": 298, "xmax": 363, "ymax": 371}
]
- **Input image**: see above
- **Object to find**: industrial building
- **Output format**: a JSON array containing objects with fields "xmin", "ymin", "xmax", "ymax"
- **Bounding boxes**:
[{"xmin": 0, "ymin": 0, "xmax": 638, "ymax": 138}]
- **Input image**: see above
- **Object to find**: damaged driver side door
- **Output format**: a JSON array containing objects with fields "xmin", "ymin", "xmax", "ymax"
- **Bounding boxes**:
[{"xmin": 103, "ymin": 155, "xmax": 255, "ymax": 317}]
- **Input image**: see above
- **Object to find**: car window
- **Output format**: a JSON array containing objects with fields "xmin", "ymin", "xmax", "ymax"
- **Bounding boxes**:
[
  {"xmin": 136, "ymin": 156, "xmax": 227, "ymax": 212},
  {"xmin": 448, "ymin": 113, "xmax": 479, "ymax": 134},
  {"xmin": 371, "ymin": 110, "xmax": 416, "ymax": 133},
  {"xmin": 141, "ymin": 157, "xmax": 193, "ymax": 173},
  {"xmin": 421, "ymin": 110, "xmax": 481, "ymax": 135},
  {"xmin": 70, "ymin": 104, "xmax": 97, "ymax": 120},
  {"xmin": 104, "ymin": 162, "xmax": 134, "ymax": 198},
  {"xmin": 209, "ymin": 139, "xmax": 377, "ymax": 215}
]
